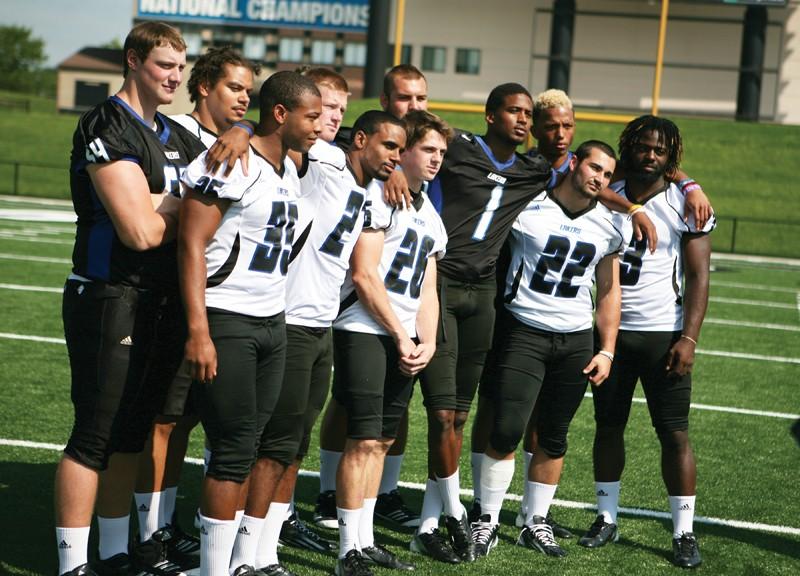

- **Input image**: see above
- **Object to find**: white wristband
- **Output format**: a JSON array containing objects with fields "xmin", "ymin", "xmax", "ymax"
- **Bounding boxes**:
[{"xmin": 597, "ymin": 350, "xmax": 614, "ymax": 362}]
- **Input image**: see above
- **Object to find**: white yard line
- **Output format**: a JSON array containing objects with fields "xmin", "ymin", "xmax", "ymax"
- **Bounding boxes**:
[
  {"xmin": 0, "ymin": 332, "xmax": 65, "ymax": 344},
  {"xmin": 0, "ymin": 252, "xmax": 70, "ymax": 264},
  {"xmin": 711, "ymin": 253, "xmax": 800, "ymax": 268},
  {"xmin": 711, "ymin": 281, "xmax": 799, "ymax": 294},
  {"xmin": 0, "ymin": 234, "xmax": 73, "ymax": 246},
  {"xmin": 709, "ymin": 296, "xmax": 796, "ymax": 310},
  {"xmin": 704, "ymin": 318, "xmax": 800, "ymax": 332},
  {"xmin": 583, "ymin": 393, "xmax": 798, "ymax": 420},
  {"xmin": 696, "ymin": 348, "xmax": 800, "ymax": 364},
  {"xmin": 0, "ymin": 195, "xmax": 72, "ymax": 207},
  {"xmin": 0, "ymin": 283, "xmax": 62, "ymax": 293},
  {"xmin": 2, "ymin": 437, "xmax": 798, "ymax": 537}
]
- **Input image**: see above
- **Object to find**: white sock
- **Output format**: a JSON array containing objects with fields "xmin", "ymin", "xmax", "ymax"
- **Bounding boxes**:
[
  {"xmin": 287, "ymin": 494, "xmax": 295, "ymax": 519},
  {"xmin": 436, "ymin": 469, "xmax": 464, "ymax": 519},
  {"xmin": 359, "ymin": 498, "xmax": 377, "ymax": 549},
  {"xmin": 162, "ymin": 486, "xmax": 178, "ymax": 527},
  {"xmin": 203, "ymin": 447, "xmax": 212, "ymax": 475},
  {"xmin": 134, "ymin": 491, "xmax": 163, "ymax": 541},
  {"xmin": 234, "ymin": 509, "xmax": 245, "ymax": 525},
  {"xmin": 199, "ymin": 514, "xmax": 238, "ymax": 576},
  {"xmin": 319, "ymin": 449, "xmax": 342, "ymax": 493},
  {"xmin": 519, "ymin": 451, "xmax": 534, "ymax": 518},
  {"xmin": 256, "ymin": 502, "xmax": 289, "ymax": 568},
  {"xmin": 337, "ymin": 507, "xmax": 362, "ymax": 558},
  {"xmin": 418, "ymin": 478, "xmax": 443, "ymax": 534},
  {"xmin": 526, "ymin": 481, "xmax": 558, "ymax": 524},
  {"xmin": 56, "ymin": 526, "xmax": 90, "ymax": 574},
  {"xmin": 595, "ymin": 481, "xmax": 621, "ymax": 524},
  {"xmin": 669, "ymin": 495, "xmax": 696, "ymax": 538},
  {"xmin": 97, "ymin": 515, "xmax": 130, "ymax": 560},
  {"xmin": 229, "ymin": 514, "xmax": 265, "ymax": 571},
  {"xmin": 480, "ymin": 456, "xmax": 515, "ymax": 525},
  {"xmin": 379, "ymin": 455, "xmax": 403, "ymax": 495},
  {"xmin": 470, "ymin": 452, "xmax": 483, "ymax": 502}
]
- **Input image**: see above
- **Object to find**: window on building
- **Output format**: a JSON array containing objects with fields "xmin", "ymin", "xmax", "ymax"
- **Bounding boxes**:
[
  {"xmin": 386, "ymin": 44, "xmax": 412, "ymax": 67},
  {"xmin": 311, "ymin": 40, "xmax": 336, "ymax": 64},
  {"xmin": 243, "ymin": 35, "xmax": 265, "ymax": 61},
  {"xmin": 183, "ymin": 32, "xmax": 202, "ymax": 57},
  {"xmin": 421, "ymin": 46, "xmax": 446, "ymax": 73},
  {"xmin": 279, "ymin": 37, "xmax": 304, "ymax": 62},
  {"xmin": 455, "ymin": 48, "xmax": 481, "ymax": 75},
  {"xmin": 343, "ymin": 42, "xmax": 367, "ymax": 66}
]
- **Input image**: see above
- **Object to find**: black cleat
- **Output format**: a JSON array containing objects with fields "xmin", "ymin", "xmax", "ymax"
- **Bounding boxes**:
[
  {"xmin": 258, "ymin": 564, "xmax": 298, "ymax": 576},
  {"xmin": 410, "ymin": 529, "xmax": 460, "ymax": 564},
  {"xmin": 362, "ymin": 544, "xmax": 415, "ymax": 570},
  {"xmin": 161, "ymin": 524, "xmax": 201, "ymax": 564},
  {"xmin": 578, "ymin": 515, "xmax": 619, "ymax": 548},
  {"xmin": 60, "ymin": 563, "xmax": 100, "ymax": 576},
  {"xmin": 467, "ymin": 500, "xmax": 482, "ymax": 524},
  {"xmin": 375, "ymin": 490, "xmax": 420, "ymax": 528},
  {"xmin": 231, "ymin": 565, "xmax": 257, "ymax": 576},
  {"xmin": 93, "ymin": 553, "xmax": 132, "ymax": 576},
  {"xmin": 546, "ymin": 512, "xmax": 573, "ymax": 539},
  {"xmin": 335, "ymin": 549, "xmax": 373, "ymax": 576},
  {"xmin": 517, "ymin": 516, "xmax": 566, "ymax": 557},
  {"xmin": 132, "ymin": 530, "xmax": 196, "ymax": 575},
  {"xmin": 471, "ymin": 515, "xmax": 499, "ymax": 558},
  {"xmin": 672, "ymin": 532, "xmax": 702, "ymax": 569},
  {"xmin": 444, "ymin": 512, "xmax": 476, "ymax": 563},
  {"xmin": 279, "ymin": 513, "xmax": 336, "ymax": 553},
  {"xmin": 313, "ymin": 490, "xmax": 339, "ymax": 530}
]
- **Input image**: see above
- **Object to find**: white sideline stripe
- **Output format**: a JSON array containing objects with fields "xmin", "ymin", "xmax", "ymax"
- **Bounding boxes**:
[
  {"xmin": 0, "ymin": 332, "xmax": 65, "ymax": 344},
  {"xmin": 3, "ymin": 438, "xmax": 798, "ymax": 538},
  {"xmin": 0, "ymin": 283, "xmax": 62, "ymax": 293},
  {"xmin": 711, "ymin": 253, "xmax": 800, "ymax": 268},
  {"xmin": 0, "ymin": 195, "xmax": 72, "ymax": 207},
  {"xmin": 0, "ymin": 252, "xmax": 70, "ymax": 264},
  {"xmin": 0, "ymin": 234, "xmax": 73, "ymax": 246},
  {"xmin": 711, "ymin": 281, "xmax": 799, "ymax": 294},
  {"xmin": 709, "ymin": 296, "xmax": 795, "ymax": 310},
  {"xmin": 704, "ymin": 318, "xmax": 800, "ymax": 332},
  {"xmin": 697, "ymin": 348, "xmax": 800, "ymax": 364},
  {"xmin": 583, "ymin": 393, "xmax": 799, "ymax": 420},
  {"xmin": 0, "ymin": 209, "xmax": 76, "ymax": 223}
]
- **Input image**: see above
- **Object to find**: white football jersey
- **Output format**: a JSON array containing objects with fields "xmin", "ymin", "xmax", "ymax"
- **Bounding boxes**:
[
  {"xmin": 611, "ymin": 181, "xmax": 715, "ymax": 331},
  {"xmin": 335, "ymin": 182, "xmax": 448, "ymax": 338},
  {"xmin": 286, "ymin": 142, "xmax": 370, "ymax": 327},
  {"xmin": 503, "ymin": 191, "xmax": 624, "ymax": 333},
  {"xmin": 169, "ymin": 114, "xmax": 218, "ymax": 149},
  {"xmin": 182, "ymin": 148, "xmax": 301, "ymax": 317}
]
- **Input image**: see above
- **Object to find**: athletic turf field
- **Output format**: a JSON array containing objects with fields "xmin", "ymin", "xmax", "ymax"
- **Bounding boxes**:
[{"xmin": 0, "ymin": 196, "xmax": 798, "ymax": 575}]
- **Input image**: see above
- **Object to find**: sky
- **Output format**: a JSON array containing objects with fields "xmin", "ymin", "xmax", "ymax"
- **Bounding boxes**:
[{"xmin": 2, "ymin": 0, "xmax": 134, "ymax": 67}]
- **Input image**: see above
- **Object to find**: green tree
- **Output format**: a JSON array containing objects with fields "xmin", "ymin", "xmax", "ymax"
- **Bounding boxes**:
[{"xmin": 0, "ymin": 25, "xmax": 46, "ymax": 93}]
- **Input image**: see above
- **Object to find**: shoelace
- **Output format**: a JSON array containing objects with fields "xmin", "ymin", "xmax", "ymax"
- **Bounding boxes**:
[
  {"xmin": 295, "ymin": 519, "xmax": 324, "ymax": 541},
  {"xmin": 677, "ymin": 534, "xmax": 697, "ymax": 555},
  {"xmin": 472, "ymin": 522, "xmax": 495, "ymax": 546},
  {"xmin": 531, "ymin": 522, "xmax": 558, "ymax": 548},
  {"xmin": 586, "ymin": 516, "xmax": 607, "ymax": 537}
]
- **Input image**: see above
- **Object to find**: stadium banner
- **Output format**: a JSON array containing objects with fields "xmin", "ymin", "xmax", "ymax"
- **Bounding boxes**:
[{"xmin": 137, "ymin": 0, "xmax": 370, "ymax": 32}]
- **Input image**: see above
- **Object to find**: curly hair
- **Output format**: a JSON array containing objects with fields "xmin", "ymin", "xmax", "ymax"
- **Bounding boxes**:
[
  {"xmin": 187, "ymin": 46, "xmax": 261, "ymax": 103},
  {"xmin": 618, "ymin": 115, "xmax": 683, "ymax": 179}
]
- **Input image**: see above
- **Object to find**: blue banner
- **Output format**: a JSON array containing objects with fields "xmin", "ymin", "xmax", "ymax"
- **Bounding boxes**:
[{"xmin": 137, "ymin": 0, "xmax": 370, "ymax": 32}]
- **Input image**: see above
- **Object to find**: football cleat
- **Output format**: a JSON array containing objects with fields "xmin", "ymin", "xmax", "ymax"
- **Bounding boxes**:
[
  {"xmin": 361, "ymin": 544, "xmax": 415, "ymax": 570},
  {"xmin": 335, "ymin": 549, "xmax": 373, "ymax": 576},
  {"xmin": 444, "ymin": 512, "xmax": 476, "ymax": 563},
  {"xmin": 546, "ymin": 512, "xmax": 573, "ymax": 539},
  {"xmin": 231, "ymin": 565, "xmax": 257, "ymax": 576},
  {"xmin": 279, "ymin": 513, "xmax": 336, "ymax": 553},
  {"xmin": 672, "ymin": 532, "xmax": 702, "ymax": 569},
  {"xmin": 471, "ymin": 514, "xmax": 499, "ymax": 558},
  {"xmin": 577, "ymin": 515, "xmax": 619, "ymax": 548},
  {"xmin": 467, "ymin": 500, "xmax": 482, "ymax": 524},
  {"xmin": 132, "ymin": 529, "xmax": 197, "ymax": 575},
  {"xmin": 409, "ymin": 529, "xmax": 460, "ymax": 564},
  {"xmin": 93, "ymin": 553, "xmax": 132, "ymax": 576},
  {"xmin": 375, "ymin": 490, "xmax": 420, "ymax": 528},
  {"xmin": 59, "ymin": 563, "xmax": 99, "ymax": 576},
  {"xmin": 313, "ymin": 490, "xmax": 339, "ymax": 530},
  {"xmin": 258, "ymin": 564, "xmax": 298, "ymax": 576},
  {"xmin": 517, "ymin": 516, "xmax": 566, "ymax": 557}
]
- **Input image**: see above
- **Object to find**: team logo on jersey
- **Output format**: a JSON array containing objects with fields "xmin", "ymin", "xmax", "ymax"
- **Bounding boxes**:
[
  {"xmin": 276, "ymin": 187, "xmax": 289, "ymax": 197},
  {"xmin": 487, "ymin": 172, "xmax": 507, "ymax": 185},
  {"xmin": 85, "ymin": 138, "xmax": 110, "ymax": 163},
  {"xmin": 560, "ymin": 224, "xmax": 582, "ymax": 235},
  {"xmin": 164, "ymin": 151, "xmax": 181, "ymax": 160}
]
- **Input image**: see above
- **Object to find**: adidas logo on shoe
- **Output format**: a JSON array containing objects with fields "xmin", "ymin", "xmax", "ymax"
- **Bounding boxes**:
[
  {"xmin": 238, "ymin": 526, "xmax": 250, "ymax": 535},
  {"xmin": 58, "ymin": 539, "xmax": 72, "ymax": 549},
  {"xmin": 597, "ymin": 490, "xmax": 609, "ymax": 496},
  {"xmin": 120, "ymin": 335, "xmax": 133, "ymax": 346},
  {"xmin": 679, "ymin": 504, "xmax": 692, "ymax": 511},
  {"xmin": 138, "ymin": 503, "xmax": 150, "ymax": 511}
]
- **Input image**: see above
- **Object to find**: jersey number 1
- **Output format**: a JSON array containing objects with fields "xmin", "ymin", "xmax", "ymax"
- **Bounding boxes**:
[{"xmin": 471, "ymin": 185, "xmax": 504, "ymax": 241}]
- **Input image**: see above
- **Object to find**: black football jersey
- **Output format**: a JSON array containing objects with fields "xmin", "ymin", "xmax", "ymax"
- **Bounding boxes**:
[
  {"xmin": 427, "ymin": 132, "xmax": 552, "ymax": 281},
  {"xmin": 69, "ymin": 96, "xmax": 205, "ymax": 290}
]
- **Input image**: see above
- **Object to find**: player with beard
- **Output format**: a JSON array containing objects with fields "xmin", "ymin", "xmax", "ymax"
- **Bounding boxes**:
[
  {"xmin": 577, "ymin": 116, "xmax": 713, "ymax": 570},
  {"xmin": 472, "ymin": 141, "xmax": 622, "ymax": 559}
]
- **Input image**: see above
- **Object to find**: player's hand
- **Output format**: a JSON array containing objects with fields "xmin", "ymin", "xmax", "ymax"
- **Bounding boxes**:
[
  {"xmin": 205, "ymin": 124, "xmax": 251, "ymax": 177},
  {"xmin": 185, "ymin": 334, "xmax": 218, "ymax": 383},
  {"xmin": 395, "ymin": 335, "xmax": 418, "ymax": 376},
  {"xmin": 583, "ymin": 353, "xmax": 613, "ymax": 386},
  {"xmin": 632, "ymin": 211, "xmax": 658, "ymax": 254},
  {"xmin": 383, "ymin": 169, "xmax": 411, "ymax": 209},
  {"xmin": 685, "ymin": 185, "xmax": 713, "ymax": 230},
  {"xmin": 666, "ymin": 336, "xmax": 695, "ymax": 377},
  {"xmin": 399, "ymin": 342, "xmax": 436, "ymax": 376}
]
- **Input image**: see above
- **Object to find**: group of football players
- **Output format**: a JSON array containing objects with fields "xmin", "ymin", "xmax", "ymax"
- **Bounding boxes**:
[{"xmin": 54, "ymin": 20, "xmax": 715, "ymax": 576}]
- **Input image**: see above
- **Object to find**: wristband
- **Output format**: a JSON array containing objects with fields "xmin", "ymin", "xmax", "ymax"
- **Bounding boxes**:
[
  {"xmin": 680, "ymin": 334, "xmax": 698, "ymax": 345},
  {"xmin": 628, "ymin": 204, "xmax": 645, "ymax": 216},
  {"xmin": 233, "ymin": 121, "xmax": 254, "ymax": 136},
  {"xmin": 678, "ymin": 178, "xmax": 701, "ymax": 195},
  {"xmin": 597, "ymin": 350, "xmax": 614, "ymax": 362}
]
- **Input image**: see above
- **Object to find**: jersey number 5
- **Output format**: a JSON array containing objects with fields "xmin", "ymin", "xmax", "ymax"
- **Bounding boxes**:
[
  {"xmin": 619, "ymin": 237, "xmax": 646, "ymax": 286},
  {"xmin": 530, "ymin": 235, "xmax": 596, "ymax": 298},
  {"xmin": 385, "ymin": 229, "xmax": 435, "ymax": 299},
  {"xmin": 250, "ymin": 201, "xmax": 298, "ymax": 276}
]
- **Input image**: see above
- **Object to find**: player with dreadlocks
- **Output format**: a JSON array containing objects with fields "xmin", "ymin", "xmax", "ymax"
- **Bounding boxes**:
[{"xmin": 576, "ymin": 115, "xmax": 714, "ymax": 570}]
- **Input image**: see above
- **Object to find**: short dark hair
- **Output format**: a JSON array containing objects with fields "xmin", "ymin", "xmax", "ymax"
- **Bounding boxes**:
[
  {"xmin": 123, "ymin": 21, "xmax": 186, "ymax": 78},
  {"xmin": 187, "ymin": 46, "xmax": 260, "ymax": 103},
  {"xmin": 351, "ymin": 110, "xmax": 405, "ymax": 144},
  {"xmin": 259, "ymin": 71, "xmax": 320, "ymax": 113},
  {"xmin": 383, "ymin": 64, "xmax": 426, "ymax": 98},
  {"xmin": 297, "ymin": 66, "xmax": 349, "ymax": 93},
  {"xmin": 485, "ymin": 83, "xmax": 532, "ymax": 115},
  {"xmin": 619, "ymin": 115, "xmax": 683, "ymax": 178},
  {"xmin": 404, "ymin": 110, "xmax": 453, "ymax": 150},
  {"xmin": 574, "ymin": 140, "xmax": 617, "ymax": 163}
]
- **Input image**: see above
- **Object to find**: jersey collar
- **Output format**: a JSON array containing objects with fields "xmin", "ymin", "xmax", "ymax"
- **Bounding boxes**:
[{"xmin": 110, "ymin": 96, "xmax": 171, "ymax": 145}]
